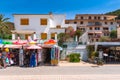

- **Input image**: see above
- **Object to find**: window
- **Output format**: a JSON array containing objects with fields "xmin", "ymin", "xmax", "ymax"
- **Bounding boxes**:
[
  {"xmin": 74, "ymin": 21, "xmax": 77, "ymax": 24},
  {"xmin": 111, "ymin": 22, "xmax": 113, "ymax": 25},
  {"xmin": 94, "ymin": 16, "xmax": 97, "ymax": 19},
  {"xmin": 89, "ymin": 16, "xmax": 91, "ymax": 19},
  {"xmin": 81, "ymin": 28, "xmax": 85, "ymax": 31},
  {"xmin": 81, "ymin": 16, "xmax": 83, "ymax": 19},
  {"xmin": 51, "ymin": 33, "xmax": 56, "ymax": 39},
  {"xmin": 89, "ymin": 27, "xmax": 92, "ymax": 30},
  {"xmin": 20, "ymin": 18, "xmax": 29, "ymax": 25},
  {"xmin": 98, "ymin": 17, "xmax": 100, "ymax": 20},
  {"xmin": 40, "ymin": 19, "xmax": 47, "ymax": 25},
  {"xmin": 95, "ymin": 22, "xmax": 101, "ymax": 26},
  {"xmin": 105, "ymin": 22, "xmax": 107, "ymax": 25},
  {"xmin": 96, "ymin": 39, "xmax": 99, "ymax": 42},
  {"xmin": 95, "ymin": 27, "xmax": 100, "ymax": 30},
  {"xmin": 80, "ymin": 21, "xmax": 84, "ymax": 24},
  {"xmin": 41, "ymin": 33, "xmax": 47, "ymax": 39},
  {"xmin": 104, "ymin": 17, "xmax": 107, "ymax": 20},
  {"xmin": 104, "ymin": 33, "xmax": 109, "ymax": 36},
  {"xmin": 88, "ymin": 22, "xmax": 94, "ymax": 26},
  {"xmin": 56, "ymin": 25, "xmax": 61, "ymax": 28},
  {"xmin": 25, "ymin": 34, "xmax": 31, "ymax": 39},
  {"xmin": 103, "ymin": 27, "xmax": 108, "ymax": 30}
]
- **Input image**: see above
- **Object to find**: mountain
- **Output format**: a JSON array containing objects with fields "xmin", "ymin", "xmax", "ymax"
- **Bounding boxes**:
[{"xmin": 106, "ymin": 9, "xmax": 120, "ymax": 19}]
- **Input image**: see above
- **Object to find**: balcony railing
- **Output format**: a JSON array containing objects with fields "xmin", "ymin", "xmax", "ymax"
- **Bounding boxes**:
[
  {"xmin": 87, "ymin": 24, "xmax": 102, "ymax": 26},
  {"xmin": 88, "ymin": 35, "xmax": 101, "ymax": 38}
]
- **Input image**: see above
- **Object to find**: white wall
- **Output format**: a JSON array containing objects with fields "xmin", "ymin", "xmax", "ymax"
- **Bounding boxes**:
[{"xmin": 13, "ymin": 14, "xmax": 77, "ymax": 39}]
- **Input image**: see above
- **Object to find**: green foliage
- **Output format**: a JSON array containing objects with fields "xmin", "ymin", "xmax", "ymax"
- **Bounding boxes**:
[
  {"xmin": 57, "ymin": 33, "xmax": 70, "ymax": 47},
  {"xmin": 91, "ymin": 51, "xmax": 98, "ymax": 59},
  {"xmin": 67, "ymin": 53, "xmax": 80, "ymax": 62},
  {"xmin": 99, "ymin": 36, "xmax": 110, "ymax": 42},
  {"xmin": 86, "ymin": 45, "xmax": 94, "ymax": 58},
  {"xmin": 110, "ymin": 30, "xmax": 117, "ymax": 38},
  {"xmin": 75, "ymin": 30, "xmax": 82, "ymax": 36},
  {"xmin": 0, "ymin": 14, "xmax": 12, "ymax": 39},
  {"xmin": 74, "ymin": 30, "xmax": 82, "ymax": 41},
  {"xmin": 106, "ymin": 9, "xmax": 120, "ymax": 19}
]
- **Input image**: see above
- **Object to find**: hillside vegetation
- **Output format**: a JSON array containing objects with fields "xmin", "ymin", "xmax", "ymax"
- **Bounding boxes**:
[{"xmin": 106, "ymin": 9, "xmax": 120, "ymax": 19}]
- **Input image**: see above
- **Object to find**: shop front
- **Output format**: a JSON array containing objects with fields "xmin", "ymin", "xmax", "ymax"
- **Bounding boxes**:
[{"xmin": 95, "ymin": 42, "xmax": 120, "ymax": 63}]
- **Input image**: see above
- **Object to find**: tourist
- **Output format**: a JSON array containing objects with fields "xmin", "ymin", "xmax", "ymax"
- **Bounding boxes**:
[
  {"xmin": 0, "ymin": 50, "xmax": 4, "ymax": 69},
  {"xmin": 30, "ymin": 50, "xmax": 36, "ymax": 67}
]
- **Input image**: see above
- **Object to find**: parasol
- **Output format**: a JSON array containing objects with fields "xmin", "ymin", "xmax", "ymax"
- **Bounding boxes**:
[
  {"xmin": 44, "ymin": 39, "xmax": 56, "ymax": 44},
  {"xmin": 27, "ymin": 45, "xmax": 42, "ymax": 49}
]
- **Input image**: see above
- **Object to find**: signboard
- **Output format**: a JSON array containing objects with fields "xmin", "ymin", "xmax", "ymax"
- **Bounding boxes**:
[{"xmin": 116, "ymin": 47, "xmax": 120, "ymax": 50}]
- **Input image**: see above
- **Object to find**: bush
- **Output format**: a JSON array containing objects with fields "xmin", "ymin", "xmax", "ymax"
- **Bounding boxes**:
[
  {"xmin": 90, "ymin": 51, "xmax": 98, "ymax": 59},
  {"xmin": 67, "ymin": 53, "xmax": 80, "ymax": 62}
]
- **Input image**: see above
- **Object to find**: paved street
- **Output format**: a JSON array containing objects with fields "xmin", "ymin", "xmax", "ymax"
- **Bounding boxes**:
[
  {"xmin": 0, "ymin": 63, "xmax": 120, "ymax": 80},
  {"xmin": 0, "ymin": 65, "xmax": 120, "ymax": 75}
]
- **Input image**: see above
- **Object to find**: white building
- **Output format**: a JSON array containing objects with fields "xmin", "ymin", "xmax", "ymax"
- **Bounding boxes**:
[{"xmin": 12, "ymin": 13, "xmax": 76, "ymax": 40}]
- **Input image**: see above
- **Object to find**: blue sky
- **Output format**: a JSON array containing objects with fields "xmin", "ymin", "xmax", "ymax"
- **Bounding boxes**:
[{"xmin": 0, "ymin": 0, "xmax": 120, "ymax": 22}]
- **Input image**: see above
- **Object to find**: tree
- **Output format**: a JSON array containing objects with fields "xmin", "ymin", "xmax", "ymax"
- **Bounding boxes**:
[
  {"xmin": 110, "ymin": 30, "xmax": 117, "ymax": 38},
  {"xmin": 74, "ymin": 30, "xmax": 82, "ymax": 41},
  {"xmin": 86, "ymin": 45, "xmax": 94, "ymax": 58},
  {"xmin": 106, "ymin": 9, "xmax": 120, "ymax": 19},
  {"xmin": 0, "ymin": 14, "xmax": 11, "ymax": 39},
  {"xmin": 65, "ymin": 26, "xmax": 75, "ymax": 37},
  {"xmin": 99, "ymin": 36, "xmax": 110, "ymax": 42},
  {"xmin": 57, "ymin": 33, "xmax": 70, "ymax": 47}
]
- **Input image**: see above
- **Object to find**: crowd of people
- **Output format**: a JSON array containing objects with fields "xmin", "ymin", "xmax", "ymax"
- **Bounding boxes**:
[
  {"xmin": 0, "ymin": 49, "xmax": 17, "ymax": 69},
  {"xmin": 0, "ymin": 48, "xmax": 42, "ymax": 69}
]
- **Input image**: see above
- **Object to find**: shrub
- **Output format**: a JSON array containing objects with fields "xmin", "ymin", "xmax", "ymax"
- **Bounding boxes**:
[
  {"xmin": 68, "ymin": 53, "xmax": 80, "ymax": 62},
  {"xmin": 90, "ymin": 51, "xmax": 98, "ymax": 59}
]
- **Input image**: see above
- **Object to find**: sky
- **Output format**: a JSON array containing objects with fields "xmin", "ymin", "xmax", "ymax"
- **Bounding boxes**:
[{"xmin": 0, "ymin": 0, "xmax": 120, "ymax": 22}]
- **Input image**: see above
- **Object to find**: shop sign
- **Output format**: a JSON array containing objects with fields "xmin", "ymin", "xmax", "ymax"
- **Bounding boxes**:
[
  {"xmin": 116, "ymin": 47, "xmax": 120, "ymax": 50},
  {"xmin": 110, "ymin": 47, "xmax": 115, "ymax": 50}
]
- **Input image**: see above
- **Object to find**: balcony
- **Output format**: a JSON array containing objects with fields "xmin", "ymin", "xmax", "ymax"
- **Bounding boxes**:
[
  {"xmin": 87, "ymin": 24, "xmax": 102, "ymax": 27},
  {"xmin": 88, "ymin": 30, "xmax": 102, "ymax": 33},
  {"xmin": 102, "ymin": 30, "xmax": 109, "ymax": 33},
  {"xmin": 88, "ymin": 35, "xmax": 101, "ymax": 38}
]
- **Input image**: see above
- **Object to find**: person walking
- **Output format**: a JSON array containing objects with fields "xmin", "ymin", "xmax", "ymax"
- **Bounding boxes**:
[
  {"xmin": 19, "ymin": 48, "xmax": 24, "ymax": 67},
  {"xmin": 30, "ymin": 50, "xmax": 36, "ymax": 67},
  {"xmin": 0, "ymin": 50, "xmax": 4, "ymax": 69},
  {"xmin": 2, "ymin": 49, "xmax": 7, "ymax": 68}
]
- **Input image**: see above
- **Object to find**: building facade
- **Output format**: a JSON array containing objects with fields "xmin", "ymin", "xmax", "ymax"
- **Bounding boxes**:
[
  {"xmin": 65, "ymin": 14, "xmax": 118, "ymax": 43},
  {"xmin": 12, "ymin": 13, "xmax": 76, "ymax": 40}
]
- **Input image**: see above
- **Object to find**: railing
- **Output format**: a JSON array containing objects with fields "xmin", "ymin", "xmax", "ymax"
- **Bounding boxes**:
[{"xmin": 87, "ymin": 24, "xmax": 102, "ymax": 26}]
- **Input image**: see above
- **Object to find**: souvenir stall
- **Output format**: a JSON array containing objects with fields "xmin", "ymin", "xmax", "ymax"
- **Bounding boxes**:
[
  {"xmin": 0, "ymin": 39, "xmax": 24, "ymax": 67},
  {"xmin": 39, "ymin": 39, "xmax": 60, "ymax": 66},
  {"xmin": 26, "ymin": 40, "xmax": 42, "ymax": 67}
]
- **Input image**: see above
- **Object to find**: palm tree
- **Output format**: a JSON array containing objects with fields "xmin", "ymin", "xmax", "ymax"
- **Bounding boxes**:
[{"xmin": 0, "ymin": 14, "xmax": 10, "ymax": 39}]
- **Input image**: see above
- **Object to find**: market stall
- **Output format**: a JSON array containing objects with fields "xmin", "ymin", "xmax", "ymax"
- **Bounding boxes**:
[{"xmin": 39, "ymin": 39, "xmax": 60, "ymax": 66}]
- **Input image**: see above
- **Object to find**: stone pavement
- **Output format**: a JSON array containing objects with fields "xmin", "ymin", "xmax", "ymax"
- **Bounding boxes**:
[
  {"xmin": 58, "ymin": 61, "xmax": 96, "ymax": 66},
  {"xmin": 0, "ymin": 75, "xmax": 120, "ymax": 80},
  {"xmin": 59, "ymin": 61, "xmax": 120, "ymax": 67},
  {"xmin": 0, "ymin": 61, "xmax": 120, "ymax": 80}
]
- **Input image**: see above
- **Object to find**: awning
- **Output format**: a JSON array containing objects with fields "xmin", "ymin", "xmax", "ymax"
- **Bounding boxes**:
[
  {"xmin": 95, "ymin": 42, "xmax": 120, "ymax": 46},
  {"xmin": 5, "ymin": 45, "xmax": 22, "ymax": 48},
  {"xmin": 11, "ymin": 30, "xmax": 35, "ymax": 34}
]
